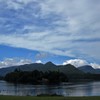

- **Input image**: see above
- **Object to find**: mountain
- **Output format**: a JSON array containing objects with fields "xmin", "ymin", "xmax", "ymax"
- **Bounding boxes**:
[
  {"xmin": 58, "ymin": 64, "xmax": 83, "ymax": 75},
  {"xmin": 95, "ymin": 69, "xmax": 100, "ymax": 73},
  {"xmin": 78, "ymin": 65, "xmax": 100, "ymax": 74},
  {"xmin": 0, "ymin": 62, "xmax": 84, "ymax": 80},
  {"xmin": 0, "ymin": 63, "xmax": 44, "ymax": 76},
  {"xmin": 78, "ymin": 65, "xmax": 95, "ymax": 73},
  {"xmin": 58, "ymin": 64, "xmax": 84, "ymax": 79},
  {"xmin": 45, "ymin": 61, "xmax": 56, "ymax": 66}
]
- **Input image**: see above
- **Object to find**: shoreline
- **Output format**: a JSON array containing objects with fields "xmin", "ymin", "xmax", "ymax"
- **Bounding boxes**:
[{"xmin": 0, "ymin": 95, "xmax": 100, "ymax": 100}]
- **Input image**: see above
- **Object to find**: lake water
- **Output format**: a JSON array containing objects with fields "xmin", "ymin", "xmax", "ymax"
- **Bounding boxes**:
[{"xmin": 0, "ymin": 81, "xmax": 100, "ymax": 96}]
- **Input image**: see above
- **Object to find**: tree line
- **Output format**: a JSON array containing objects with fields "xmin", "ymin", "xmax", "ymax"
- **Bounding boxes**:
[{"xmin": 4, "ymin": 69, "xmax": 68, "ymax": 84}]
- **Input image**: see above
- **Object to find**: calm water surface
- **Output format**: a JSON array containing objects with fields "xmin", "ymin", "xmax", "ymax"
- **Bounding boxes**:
[{"xmin": 0, "ymin": 81, "xmax": 100, "ymax": 96}]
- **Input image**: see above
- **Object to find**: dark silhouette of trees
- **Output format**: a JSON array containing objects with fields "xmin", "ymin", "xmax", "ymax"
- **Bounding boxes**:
[
  {"xmin": 84, "ymin": 73, "xmax": 100, "ymax": 80},
  {"xmin": 4, "ymin": 69, "xmax": 68, "ymax": 85}
]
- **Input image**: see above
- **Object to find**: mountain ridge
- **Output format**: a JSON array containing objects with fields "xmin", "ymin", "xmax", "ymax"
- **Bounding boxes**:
[
  {"xmin": 0, "ymin": 62, "xmax": 84, "ymax": 78},
  {"xmin": 78, "ymin": 65, "xmax": 100, "ymax": 74}
]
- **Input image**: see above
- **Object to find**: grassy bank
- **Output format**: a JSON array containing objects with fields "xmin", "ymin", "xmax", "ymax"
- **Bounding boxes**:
[{"xmin": 0, "ymin": 96, "xmax": 100, "ymax": 100}]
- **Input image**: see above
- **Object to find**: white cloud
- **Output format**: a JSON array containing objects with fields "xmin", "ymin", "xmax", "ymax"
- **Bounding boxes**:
[
  {"xmin": 35, "ymin": 51, "xmax": 56, "ymax": 60},
  {"xmin": 35, "ymin": 60, "xmax": 42, "ymax": 64},
  {"xmin": 6, "ymin": 0, "xmax": 23, "ymax": 10},
  {"xmin": 0, "ymin": 58, "xmax": 32, "ymax": 68},
  {"xmin": 35, "ymin": 52, "xmax": 49, "ymax": 60},
  {"xmin": 63, "ymin": 59, "xmax": 88, "ymax": 67},
  {"xmin": 0, "ymin": 0, "xmax": 100, "ymax": 63},
  {"xmin": 90, "ymin": 63, "xmax": 100, "ymax": 69},
  {"xmin": 18, "ymin": 59, "xmax": 32, "ymax": 65},
  {"xmin": 63, "ymin": 59, "xmax": 100, "ymax": 69}
]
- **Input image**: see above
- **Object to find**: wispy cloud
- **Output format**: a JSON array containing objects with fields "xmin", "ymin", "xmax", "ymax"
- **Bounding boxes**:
[
  {"xmin": 0, "ymin": 58, "xmax": 32, "ymax": 68},
  {"xmin": 0, "ymin": 0, "xmax": 100, "ymax": 63}
]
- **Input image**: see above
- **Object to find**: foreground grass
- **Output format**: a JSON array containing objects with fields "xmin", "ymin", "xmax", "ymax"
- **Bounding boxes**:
[{"xmin": 0, "ymin": 96, "xmax": 100, "ymax": 100}]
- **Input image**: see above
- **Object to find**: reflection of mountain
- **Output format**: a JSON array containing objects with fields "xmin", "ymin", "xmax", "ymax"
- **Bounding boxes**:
[
  {"xmin": 0, "ymin": 62, "xmax": 84, "ymax": 79},
  {"xmin": 78, "ymin": 65, "xmax": 100, "ymax": 74}
]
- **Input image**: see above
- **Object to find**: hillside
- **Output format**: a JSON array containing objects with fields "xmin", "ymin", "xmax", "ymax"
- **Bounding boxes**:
[
  {"xmin": 78, "ymin": 65, "xmax": 100, "ymax": 74},
  {"xmin": 0, "ymin": 62, "xmax": 84, "ymax": 79},
  {"xmin": 58, "ymin": 64, "xmax": 84, "ymax": 79}
]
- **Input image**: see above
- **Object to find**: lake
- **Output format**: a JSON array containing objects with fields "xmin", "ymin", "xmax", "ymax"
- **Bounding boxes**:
[{"xmin": 0, "ymin": 81, "xmax": 100, "ymax": 96}]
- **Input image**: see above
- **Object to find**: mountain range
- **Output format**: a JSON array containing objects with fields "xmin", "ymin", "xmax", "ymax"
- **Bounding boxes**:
[
  {"xmin": 0, "ymin": 62, "xmax": 100, "ymax": 79},
  {"xmin": 0, "ymin": 62, "xmax": 83, "ymax": 79},
  {"xmin": 78, "ymin": 65, "xmax": 100, "ymax": 74}
]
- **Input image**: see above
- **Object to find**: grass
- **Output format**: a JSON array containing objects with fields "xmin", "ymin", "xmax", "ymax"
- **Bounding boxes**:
[{"xmin": 0, "ymin": 96, "xmax": 100, "ymax": 100}]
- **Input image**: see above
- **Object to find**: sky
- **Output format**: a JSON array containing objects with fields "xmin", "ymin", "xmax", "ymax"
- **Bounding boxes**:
[{"xmin": 0, "ymin": 0, "xmax": 100, "ymax": 68}]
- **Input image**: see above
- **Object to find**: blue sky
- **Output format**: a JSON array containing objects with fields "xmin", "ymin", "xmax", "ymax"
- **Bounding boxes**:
[{"xmin": 0, "ymin": 0, "xmax": 100, "ymax": 68}]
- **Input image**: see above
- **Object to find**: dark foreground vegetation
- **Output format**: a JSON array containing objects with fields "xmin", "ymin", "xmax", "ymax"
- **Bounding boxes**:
[
  {"xmin": 4, "ymin": 69, "xmax": 68, "ymax": 84},
  {"xmin": 83, "ymin": 73, "xmax": 100, "ymax": 80},
  {"xmin": 0, "ymin": 95, "xmax": 100, "ymax": 100},
  {"xmin": 3, "ymin": 68, "xmax": 100, "ymax": 85}
]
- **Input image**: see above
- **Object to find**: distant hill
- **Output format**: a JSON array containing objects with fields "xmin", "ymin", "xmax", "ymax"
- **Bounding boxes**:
[
  {"xmin": 95, "ymin": 69, "xmax": 100, "ymax": 74},
  {"xmin": 78, "ymin": 65, "xmax": 100, "ymax": 74},
  {"xmin": 0, "ymin": 62, "xmax": 84, "ymax": 80},
  {"xmin": 58, "ymin": 64, "xmax": 84, "ymax": 79},
  {"xmin": 58, "ymin": 64, "xmax": 83, "ymax": 74},
  {"xmin": 78, "ymin": 65, "xmax": 95, "ymax": 73},
  {"xmin": 0, "ymin": 63, "xmax": 44, "ymax": 76}
]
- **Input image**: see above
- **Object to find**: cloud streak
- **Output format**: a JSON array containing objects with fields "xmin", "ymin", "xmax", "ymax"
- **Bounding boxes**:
[{"xmin": 0, "ymin": 0, "xmax": 100, "ymax": 63}]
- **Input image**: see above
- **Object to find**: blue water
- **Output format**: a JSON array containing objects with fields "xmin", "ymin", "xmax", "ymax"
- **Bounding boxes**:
[{"xmin": 0, "ymin": 81, "xmax": 100, "ymax": 96}]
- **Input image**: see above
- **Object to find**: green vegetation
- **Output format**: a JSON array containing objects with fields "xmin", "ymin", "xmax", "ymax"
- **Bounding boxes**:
[
  {"xmin": 4, "ymin": 69, "xmax": 68, "ymax": 84},
  {"xmin": 83, "ymin": 73, "xmax": 100, "ymax": 80},
  {"xmin": 0, "ymin": 96, "xmax": 100, "ymax": 100},
  {"xmin": 4, "ymin": 68, "xmax": 100, "ymax": 85}
]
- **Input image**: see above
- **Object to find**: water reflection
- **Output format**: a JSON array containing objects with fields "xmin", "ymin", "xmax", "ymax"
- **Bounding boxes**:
[{"xmin": 0, "ymin": 81, "xmax": 100, "ymax": 96}]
